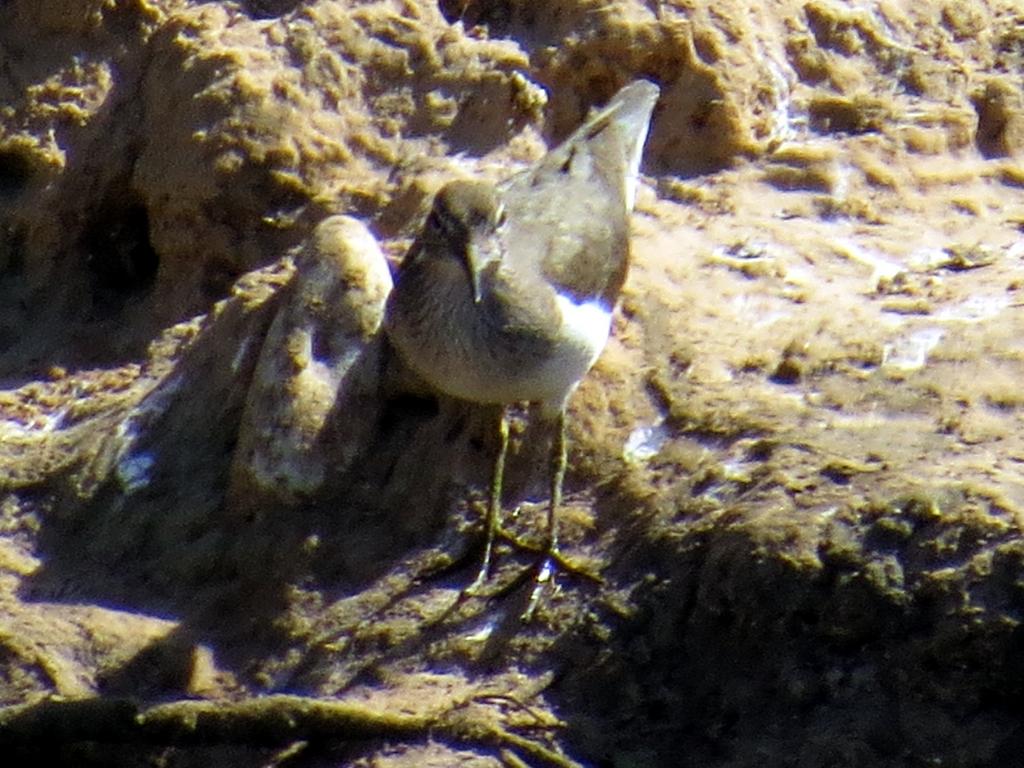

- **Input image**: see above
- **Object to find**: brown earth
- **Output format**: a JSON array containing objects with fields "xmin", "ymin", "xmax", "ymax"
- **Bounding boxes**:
[{"xmin": 2, "ymin": 1, "xmax": 1024, "ymax": 766}]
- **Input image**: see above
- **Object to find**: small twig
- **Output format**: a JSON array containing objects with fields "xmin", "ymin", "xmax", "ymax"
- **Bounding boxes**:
[
  {"xmin": 0, "ymin": 694, "xmax": 583, "ymax": 768},
  {"xmin": 473, "ymin": 694, "xmax": 562, "ymax": 728},
  {"xmin": 500, "ymin": 748, "xmax": 533, "ymax": 768}
]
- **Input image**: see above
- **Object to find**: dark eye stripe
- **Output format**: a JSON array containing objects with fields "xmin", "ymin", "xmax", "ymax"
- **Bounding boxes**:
[{"xmin": 435, "ymin": 207, "xmax": 464, "ymax": 237}]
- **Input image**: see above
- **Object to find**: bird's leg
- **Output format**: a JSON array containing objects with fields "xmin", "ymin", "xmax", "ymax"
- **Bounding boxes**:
[
  {"xmin": 468, "ymin": 406, "xmax": 509, "ymax": 593},
  {"xmin": 547, "ymin": 408, "xmax": 567, "ymax": 555},
  {"xmin": 522, "ymin": 408, "xmax": 566, "ymax": 620}
]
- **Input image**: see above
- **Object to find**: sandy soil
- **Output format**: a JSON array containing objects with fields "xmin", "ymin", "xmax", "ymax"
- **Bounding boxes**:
[{"xmin": 2, "ymin": 1, "xmax": 1024, "ymax": 766}]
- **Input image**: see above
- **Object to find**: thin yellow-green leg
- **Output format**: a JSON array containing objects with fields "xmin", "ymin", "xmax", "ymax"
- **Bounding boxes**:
[
  {"xmin": 522, "ymin": 409, "xmax": 566, "ymax": 619},
  {"xmin": 468, "ymin": 407, "xmax": 509, "ymax": 593}
]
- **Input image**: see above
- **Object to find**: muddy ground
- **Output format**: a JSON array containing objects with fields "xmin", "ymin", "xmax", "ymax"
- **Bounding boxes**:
[{"xmin": 2, "ymin": 1, "xmax": 1024, "ymax": 766}]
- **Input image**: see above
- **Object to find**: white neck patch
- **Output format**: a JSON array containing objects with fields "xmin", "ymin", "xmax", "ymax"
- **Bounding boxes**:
[{"xmin": 554, "ymin": 293, "xmax": 613, "ymax": 366}]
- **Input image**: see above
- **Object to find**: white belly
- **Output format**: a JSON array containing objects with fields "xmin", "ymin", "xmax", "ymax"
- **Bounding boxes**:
[{"xmin": 531, "ymin": 294, "xmax": 612, "ymax": 413}]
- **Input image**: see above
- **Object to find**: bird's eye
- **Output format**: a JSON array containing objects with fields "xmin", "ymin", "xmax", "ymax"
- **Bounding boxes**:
[{"xmin": 429, "ymin": 207, "xmax": 457, "ymax": 237}]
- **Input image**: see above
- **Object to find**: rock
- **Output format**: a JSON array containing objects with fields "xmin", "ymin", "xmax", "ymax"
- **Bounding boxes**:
[{"xmin": 229, "ymin": 215, "xmax": 392, "ymax": 509}]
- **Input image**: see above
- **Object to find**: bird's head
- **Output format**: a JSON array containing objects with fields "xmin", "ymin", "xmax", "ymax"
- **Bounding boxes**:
[{"xmin": 423, "ymin": 179, "xmax": 506, "ymax": 303}]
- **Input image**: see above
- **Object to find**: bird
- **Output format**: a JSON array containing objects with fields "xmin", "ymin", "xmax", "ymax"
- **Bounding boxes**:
[{"xmin": 383, "ymin": 79, "xmax": 659, "ymax": 615}]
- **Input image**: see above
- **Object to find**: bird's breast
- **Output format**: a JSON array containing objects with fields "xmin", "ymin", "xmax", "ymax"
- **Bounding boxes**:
[{"xmin": 551, "ymin": 293, "xmax": 612, "ymax": 368}]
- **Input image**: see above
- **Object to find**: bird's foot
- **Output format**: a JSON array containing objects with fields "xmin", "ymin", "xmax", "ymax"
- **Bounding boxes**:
[
  {"xmin": 493, "ymin": 527, "xmax": 602, "ymax": 621},
  {"xmin": 449, "ymin": 522, "xmax": 518, "ymax": 607},
  {"xmin": 520, "ymin": 541, "xmax": 603, "ymax": 622},
  {"xmin": 452, "ymin": 527, "xmax": 600, "ymax": 619},
  {"xmin": 521, "ymin": 555, "xmax": 555, "ymax": 622},
  {"xmin": 496, "ymin": 527, "xmax": 602, "ymax": 584}
]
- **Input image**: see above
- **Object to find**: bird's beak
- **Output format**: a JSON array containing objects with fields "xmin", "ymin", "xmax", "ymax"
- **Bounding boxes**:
[
  {"xmin": 464, "ymin": 242, "xmax": 484, "ymax": 303},
  {"xmin": 462, "ymin": 206, "xmax": 504, "ymax": 304},
  {"xmin": 465, "ymin": 235, "xmax": 501, "ymax": 304}
]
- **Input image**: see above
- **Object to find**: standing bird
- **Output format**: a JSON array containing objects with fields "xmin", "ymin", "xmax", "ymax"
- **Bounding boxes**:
[{"xmin": 384, "ymin": 79, "xmax": 659, "ymax": 613}]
